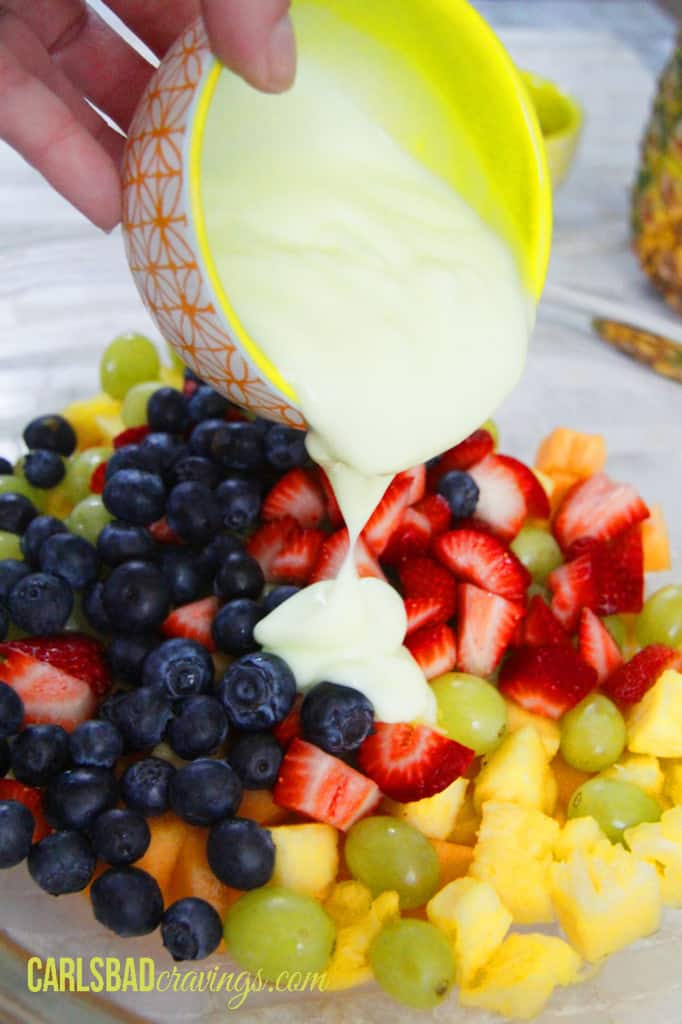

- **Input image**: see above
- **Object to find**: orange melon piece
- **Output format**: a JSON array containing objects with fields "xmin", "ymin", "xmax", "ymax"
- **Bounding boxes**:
[
  {"xmin": 551, "ymin": 755, "xmax": 591, "ymax": 813},
  {"xmin": 547, "ymin": 471, "xmax": 580, "ymax": 513},
  {"xmin": 430, "ymin": 839, "xmax": 475, "ymax": 886},
  {"xmin": 642, "ymin": 504, "xmax": 671, "ymax": 572},
  {"xmin": 535, "ymin": 428, "xmax": 607, "ymax": 479},
  {"xmin": 238, "ymin": 788, "xmax": 290, "ymax": 826},
  {"xmin": 167, "ymin": 826, "xmax": 243, "ymax": 919},
  {"xmin": 134, "ymin": 813, "xmax": 189, "ymax": 904}
]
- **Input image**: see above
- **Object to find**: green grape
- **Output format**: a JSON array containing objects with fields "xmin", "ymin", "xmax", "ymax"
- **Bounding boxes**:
[
  {"xmin": 560, "ymin": 695, "xmax": 626, "ymax": 772},
  {"xmin": 432, "ymin": 672, "xmax": 507, "ymax": 755},
  {"xmin": 67, "ymin": 496, "xmax": 113, "ymax": 545},
  {"xmin": 64, "ymin": 447, "xmax": 111, "ymax": 504},
  {"xmin": 345, "ymin": 817, "xmax": 440, "ymax": 909},
  {"xmin": 0, "ymin": 531, "xmax": 22, "ymax": 559},
  {"xmin": 510, "ymin": 525, "xmax": 563, "ymax": 584},
  {"xmin": 223, "ymin": 886, "xmax": 335, "ymax": 981},
  {"xmin": 100, "ymin": 332, "xmax": 161, "ymax": 399},
  {"xmin": 568, "ymin": 778, "xmax": 661, "ymax": 843},
  {"xmin": 603, "ymin": 615, "xmax": 627, "ymax": 652},
  {"xmin": 369, "ymin": 919, "xmax": 455, "ymax": 1010},
  {"xmin": 121, "ymin": 381, "xmax": 164, "ymax": 428},
  {"xmin": 527, "ymin": 582, "xmax": 551, "ymax": 603},
  {"xmin": 0, "ymin": 471, "xmax": 46, "ymax": 511},
  {"xmin": 480, "ymin": 418, "xmax": 499, "ymax": 447},
  {"xmin": 166, "ymin": 342, "xmax": 185, "ymax": 371},
  {"xmin": 637, "ymin": 585, "xmax": 682, "ymax": 648}
]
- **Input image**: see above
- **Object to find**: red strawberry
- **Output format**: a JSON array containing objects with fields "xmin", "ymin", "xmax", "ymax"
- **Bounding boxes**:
[
  {"xmin": 309, "ymin": 529, "xmax": 385, "ymax": 583},
  {"xmin": 521, "ymin": 595, "xmax": 571, "ymax": 647},
  {"xmin": 274, "ymin": 738, "xmax": 381, "ymax": 830},
  {"xmin": 548, "ymin": 553, "xmax": 598, "ymax": 631},
  {"xmin": 362, "ymin": 477, "xmax": 412, "ymax": 556},
  {"xmin": 0, "ymin": 780, "xmax": 50, "ymax": 842},
  {"xmin": 494, "ymin": 455, "xmax": 550, "ymax": 520},
  {"xmin": 404, "ymin": 596, "xmax": 450, "ymax": 636},
  {"xmin": 226, "ymin": 406, "xmax": 248, "ymax": 422},
  {"xmin": 554, "ymin": 473, "xmax": 650, "ymax": 552},
  {"xmin": 149, "ymin": 517, "xmax": 183, "ymax": 545},
  {"xmin": 602, "ymin": 645, "xmax": 682, "ymax": 706},
  {"xmin": 427, "ymin": 429, "xmax": 494, "ymax": 487},
  {"xmin": 113, "ymin": 425, "xmax": 150, "ymax": 449},
  {"xmin": 434, "ymin": 528, "xmax": 531, "ymax": 603},
  {"xmin": 456, "ymin": 583, "xmax": 525, "ymax": 677},
  {"xmin": 413, "ymin": 494, "xmax": 451, "ymax": 536},
  {"xmin": 578, "ymin": 608, "xmax": 623, "ymax": 683},
  {"xmin": 382, "ymin": 508, "xmax": 432, "ymax": 565},
  {"xmin": 396, "ymin": 464, "xmax": 427, "ymax": 505},
  {"xmin": 564, "ymin": 537, "xmax": 604, "ymax": 562},
  {"xmin": 89, "ymin": 462, "xmax": 107, "ymax": 495},
  {"xmin": 272, "ymin": 695, "xmax": 302, "ymax": 748},
  {"xmin": 162, "ymin": 596, "xmax": 218, "ymax": 652},
  {"xmin": 499, "ymin": 646, "xmax": 598, "ymax": 719},
  {"xmin": 270, "ymin": 527, "xmax": 325, "ymax": 585},
  {"xmin": 357, "ymin": 722, "xmax": 474, "ymax": 803},
  {"xmin": 398, "ymin": 557, "xmax": 458, "ymax": 620},
  {"xmin": 594, "ymin": 527, "xmax": 644, "ymax": 616},
  {"xmin": 468, "ymin": 454, "xmax": 528, "ymax": 541},
  {"xmin": 405, "ymin": 623, "xmax": 457, "ymax": 679},
  {"xmin": 262, "ymin": 468, "xmax": 326, "ymax": 528},
  {"xmin": 0, "ymin": 647, "xmax": 97, "ymax": 730},
  {"xmin": 1, "ymin": 634, "xmax": 110, "ymax": 698},
  {"xmin": 247, "ymin": 517, "xmax": 298, "ymax": 578},
  {"xmin": 315, "ymin": 468, "xmax": 343, "ymax": 528}
]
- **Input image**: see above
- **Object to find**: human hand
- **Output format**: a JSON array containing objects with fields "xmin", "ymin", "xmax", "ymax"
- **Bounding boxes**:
[{"xmin": 0, "ymin": 0, "xmax": 296, "ymax": 231}]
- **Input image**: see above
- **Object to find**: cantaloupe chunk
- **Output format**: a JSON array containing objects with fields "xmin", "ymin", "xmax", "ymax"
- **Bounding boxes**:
[
  {"xmin": 134, "ymin": 813, "xmax": 190, "ymax": 904},
  {"xmin": 238, "ymin": 788, "xmax": 290, "ymax": 826},
  {"xmin": 642, "ymin": 504, "xmax": 671, "ymax": 572},
  {"xmin": 430, "ymin": 839, "xmax": 475, "ymax": 886},
  {"xmin": 535, "ymin": 428, "xmax": 607, "ymax": 479},
  {"xmin": 166, "ymin": 826, "xmax": 242, "ymax": 919}
]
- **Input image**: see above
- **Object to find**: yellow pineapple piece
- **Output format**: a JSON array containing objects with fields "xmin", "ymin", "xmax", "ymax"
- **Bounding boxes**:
[
  {"xmin": 325, "ymin": 891, "xmax": 399, "ymax": 991},
  {"xmin": 599, "ymin": 753, "xmax": 664, "ymax": 799},
  {"xmin": 426, "ymin": 877, "xmax": 511, "ymax": 984},
  {"xmin": 470, "ymin": 801, "xmax": 559, "ymax": 924},
  {"xmin": 550, "ymin": 838, "xmax": 661, "ymax": 961},
  {"xmin": 94, "ymin": 413, "xmax": 125, "ymax": 446},
  {"xmin": 62, "ymin": 394, "xmax": 121, "ymax": 450},
  {"xmin": 533, "ymin": 470, "xmax": 555, "ymax": 503},
  {"xmin": 382, "ymin": 777, "xmax": 468, "ymax": 840},
  {"xmin": 44, "ymin": 481, "xmax": 74, "ymax": 520},
  {"xmin": 474, "ymin": 726, "xmax": 552, "ymax": 813},
  {"xmin": 448, "ymin": 790, "xmax": 480, "ymax": 846},
  {"xmin": 627, "ymin": 670, "xmax": 682, "ymax": 757},
  {"xmin": 554, "ymin": 816, "xmax": 604, "ymax": 860},
  {"xmin": 324, "ymin": 881, "xmax": 373, "ymax": 928},
  {"xmin": 159, "ymin": 365, "xmax": 184, "ymax": 390},
  {"xmin": 663, "ymin": 759, "xmax": 682, "ymax": 805},
  {"xmin": 269, "ymin": 824, "xmax": 339, "ymax": 900},
  {"xmin": 625, "ymin": 805, "xmax": 682, "ymax": 905},
  {"xmin": 505, "ymin": 702, "xmax": 561, "ymax": 758},
  {"xmin": 459, "ymin": 933, "xmax": 581, "ymax": 1020}
]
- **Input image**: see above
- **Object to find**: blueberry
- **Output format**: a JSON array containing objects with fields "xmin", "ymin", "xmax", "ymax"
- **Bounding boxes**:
[
  {"xmin": 161, "ymin": 897, "xmax": 223, "ymax": 961},
  {"xmin": 187, "ymin": 385, "xmax": 231, "ymax": 423},
  {"xmin": 0, "ymin": 492, "xmax": 37, "ymax": 534},
  {"xmin": 215, "ymin": 477, "xmax": 261, "ymax": 533},
  {"xmin": 20, "ymin": 514, "xmax": 69, "ymax": 566},
  {"xmin": 107, "ymin": 632, "xmax": 159, "ymax": 683},
  {"xmin": 300, "ymin": 682, "xmax": 374, "ymax": 756},
  {"xmin": 23, "ymin": 414, "xmax": 76, "ymax": 457},
  {"xmin": 218, "ymin": 652, "xmax": 296, "ymax": 731},
  {"xmin": 69, "ymin": 720, "xmax": 123, "ymax": 769},
  {"xmin": 262, "ymin": 585, "xmax": 300, "ymax": 614},
  {"xmin": 90, "ymin": 809, "xmax": 151, "ymax": 865},
  {"xmin": 105, "ymin": 444, "xmax": 157, "ymax": 480},
  {"xmin": 169, "ymin": 758, "xmax": 242, "ymax": 826},
  {"xmin": 82, "ymin": 581, "xmax": 113, "ymax": 633},
  {"xmin": 169, "ymin": 455, "xmax": 219, "ymax": 490},
  {"xmin": 39, "ymin": 533, "xmax": 99, "ymax": 590},
  {"xmin": 264, "ymin": 424, "xmax": 308, "ymax": 470},
  {"xmin": 211, "ymin": 599, "xmax": 264, "ymax": 656},
  {"xmin": 437, "ymin": 470, "xmax": 480, "ymax": 520},
  {"xmin": 23, "ymin": 450, "xmax": 65, "ymax": 489},
  {"xmin": 187, "ymin": 419, "xmax": 226, "ymax": 458},
  {"xmin": 8, "ymin": 572, "xmax": 73, "ymax": 634},
  {"xmin": 28, "ymin": 830, "xmax": 96, "ymax": 894},
  {"xmin": 0, "ymin": 559, "xmax": 30, "ymax": 603},
  {"xmin": 111, "ymin": 687, "xmax": 174, "ymax": 751},
  {"xmin": 0, "ymin": 682, "xmax": 25, "ymax": 739},
  {"xmin": 200, "ymin": 534, "xmax": 244, "ymax": 572},
  {"xmin": 44, "ymin": 767, "xmax": 118, "ymax": 831},
  {"xmin": 142, "ymin": 638, "xmax": 214, "ymax": 698},
  {"xmin": 97, "ymin": 521, "xmax": 155, "ymax": 566},
  {"xmin": 166, "ymin": 482, "xmax": 221, "ymax": 544},
  {"xmin": 97, "ymin": 690, "xmax": 127, "ymax": 726},
  {"xmin": 0, "ymin": 739, "xmax": 9, "ymax": 777},
  {"xmin": 91, "ymin": 866, "xmax": 164, "ymax": 936},
  {"xmin": 120, "ymin": 756, "xmax": 176, "ymax": 816},
  {"xmin": 103, "ymin": 469, "xmax": 166, "ymax": 526},
  {"xmin": 228, "ymin": 733, "xmax": 282, "ymax": 789},
  {"xmin": 159, "ymin": 547, "xmax": 212, "ymax": 605},
  {"xmin": 166, "ymin": 696, "xmax": 229, "ymax": 760},
  {"xmin": 210, "ymin": 422, "xmax": 264, "ymax": 472},
  {"xmin": 139, "ymin": 433, "xmax": 186, "ymax": 479},
  {"xmin": 207, "ymin": 817, "xmax": 274, "ymax": 889},
  {"xmin": 11, "ymin": 724, "xmax": 70, "ymax": 785},
  {"xmin": 0, "ymin": 800, "xmax": 34, "ymax": 867},
  {"xmin": 184, "ymin": 367, "xmax": 204, "ymax": 387},
  {"xmin": 0, "ymin": 457, "xmax": 12, "ymax": 475},
  {"xmin": 102, "ymin": 560, "xmax": 170, "ymax": 633},
  {"xmin": 214, "ymin": 550, "xmax": 264, "ymax": 601},
  {"xmin": 147, "ymin": 388, "xmax": 189, "ymax": 434}
]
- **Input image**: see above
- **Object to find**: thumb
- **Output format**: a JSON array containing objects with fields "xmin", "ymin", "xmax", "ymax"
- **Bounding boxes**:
[{"xmin": 201, "ymin": 0, "xmax": 296, "ymax": 93}]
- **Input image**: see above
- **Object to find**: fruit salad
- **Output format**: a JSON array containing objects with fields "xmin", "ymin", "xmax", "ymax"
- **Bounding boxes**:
[{"xmin": 1, "ymin": 333, "xmax": 681, "ymax": 1020}]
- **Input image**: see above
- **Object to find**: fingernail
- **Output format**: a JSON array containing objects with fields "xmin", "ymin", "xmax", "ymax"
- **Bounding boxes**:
[{"xmin": 266, "ymin": 13, "xmax": 296, "ymax": 92}]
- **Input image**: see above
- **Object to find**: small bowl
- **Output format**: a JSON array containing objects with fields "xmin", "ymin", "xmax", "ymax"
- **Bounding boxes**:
[{"xmin": 521, "ymin": 71, "xmax": 583, "ymax": 188}]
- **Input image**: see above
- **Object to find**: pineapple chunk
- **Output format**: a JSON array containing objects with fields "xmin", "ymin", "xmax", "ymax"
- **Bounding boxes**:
[
  {"xmin": 599, "ymin": 753, "xmax": 664, "ymax": 799},
  {"xmin": 627, "ymin": 670, "xmax": 682, "ymax": 757},
  {"xmin": 324, "ymin": 881, "xmax": 373, "ymax": 928},
  {"xmin": 625, "ymin": 805, "xmax": 682, "ymax": 905},
  {"xmin": 459, "ymin": 933, "xmax": 581, "ymax": 1020},
  {"xmin": 383, "ymin": 777, "xmax": 468, "ymax": 840},
  {"xmin": 325, "ymin": 891, "xmax": 399, "ymax": 991},
  {"xmin": 62, "ymin": 393, "xmax": 121, "ymax": 450},
  {"xmin": 470, "ymin": 802, "xmax": 559, "ymax": 924},
  {"xmin": 663, "ymin": 759, "xmax": 682, "ymax": 806},
  {"xmin": 474, "ymin": 726, "xmax": 552, "ymax": 813},
  {"xmin": 448, "ymin": 790, "xmax": 480, "ymax": 846},
  {"xmin": 505, "ymin": 702, "xmax": 561, "ymax": 758},
  {"xmin": 554, "ymin": 816, "xmax": 604, "ymax": 860},
  {"xmin": 550, "ymin": 839, "xmax": 661, "ymax": 961},
  {"xmin": 426, "ymin": 878, "xmax": 511, "ymax": 984},
  {"xmin": 269, "ymin": 824, "xmax": 339, "ymax": 900}
]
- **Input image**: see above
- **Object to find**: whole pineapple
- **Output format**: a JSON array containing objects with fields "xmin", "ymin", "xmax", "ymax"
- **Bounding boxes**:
[{"xmin": 633, "ymin": 33, "xmax": 682, "ymax": 314}]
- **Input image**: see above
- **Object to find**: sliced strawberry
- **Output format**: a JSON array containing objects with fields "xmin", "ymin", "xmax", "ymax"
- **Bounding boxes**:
[
  {"xmin": 357, "ymin": 722, "xmax": 474, "ymax": 803},
  {"xmin": 548, "ymin": 553, "xmax": 598, "ymax": 631},
  {"xmin": 499, "ymin": 646, "xmax": 598, "ymax": 719},
  {"xmin": 0, "ymin": 780, "xmax": 50, "ymax": 842},
  {"xmin": 404, "ymin": 596, "xmax": 449, "ymax": 636},
  {"xmin": 274, "ymin": 738, "xmax": 381, "ymax": 830},
  {"xmin": 468, "ymin": 454, "xmax": 528, "ymax": 541},
  {"xmin": 396, "ymin": 464, "xmax": 427, "ymax": 505},
  {"xmin": 602, "ymin": 645, "xmax": 682, "ymax": 706},
  {"xmin": 0, "ymin": 647, "xmax": 97, "ymax": 730},
  {"xmin": 247, "ymin": 517, "xmax": 298, "ymax": 578},
  {"xmin": 413, "ymin": 494, "xmax": 451, "ymax": 536},
  {"xmin": 2, "ymin": 633, "xmax": 110, "ymax": 698},
  {"xmin": 456, "ymin": 583, "xmax": 525, "ymax": 677},
  {"xmin": 270, "ymin": 527, "xmax": 325, "ymax": 585},
  {"xmin": 272, "ymin": 695, "xmax": 302, "ymax": 748},
  {"xmin": 113, "ymin": 425, "xmax": 150, "ymax": 449},
  {"xmin": 382, "ymin": 508, "xmax": 432, "ymax": 565},
  {"xmin": 578, "ymin": 608, "xmax": 623, "ymax": 684},
  {"xmin": 434, "ymin": 528, "xmax": 531, "ymax": 603},
  {"xmin": 361, "ymin": 476, "xmax": 412, "ymax": 556},
  {"xmin": 405, "ymin": 623, "xmax": 457, "ymax": 679},
  {"xmin": 398, "ymin": 556, "xmax": 458, "ymax": 620},
  {"xmin": 226, "ymin": 406, "xmax": 248, "ymax": 422},
  {"xmin": 89, "ymin": 462, "xmax": 107, "ymax": 495},
  {"xmin": 149, "ymin": 517, "xmax": 183, "ymax": 545},
  {"xmin": 315, "ymin": 468, "xmax": 343, "ymax": 528},
  {"xmin": 494, "ymin": 455, "xmax": 550, "ymax": 520},
  {"xmin": 309, "ymin": 529, "xmax": 386, "ymax": 583},
  {"xmin": 554, "ymin": 473, "xmax": 650, "ymax": 552},
  {"xmin": 564, "ymin": 537, "xmax": 604, "ymax": 562},
  {"xmin": 521, "ymin": 595, "xmax": 571, "ymax": 647},
  {"xmin": 427, "ymin": 429, "xmax": 494, "ymax": 488},
  {"xmin": 262, "ymin": 468, "xmax": 326, "ymax": 529},
  {"xmin": 162, "ymin": 596, "xmax": 218, "ymax": 652},
  {"xmin": 594, "ymin": 527, "xmax": 644, "ymax": 616}
]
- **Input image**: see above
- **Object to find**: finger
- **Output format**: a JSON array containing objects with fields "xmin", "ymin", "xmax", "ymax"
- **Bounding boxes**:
[
  {"xmin": 99, "ymin": 0, "xmax": 200, "ymax": 58},
  {"xmin": 201, "ymin": 0, "xmax": 296, "ymax": 93},
  {"xmin": 0, "ymin": 42, "xmax": 122, "ymax": 230}
]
